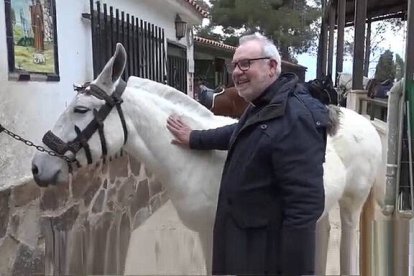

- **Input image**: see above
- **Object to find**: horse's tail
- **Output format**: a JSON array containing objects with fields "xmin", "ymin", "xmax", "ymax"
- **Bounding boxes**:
[{"xmin": 326, "ymin": 105, "xmax": 341, "ymax": 136}]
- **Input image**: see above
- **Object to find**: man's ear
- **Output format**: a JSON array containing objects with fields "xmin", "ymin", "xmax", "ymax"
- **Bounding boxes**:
[{"xmin": 269, "ymin": 59, "xmax": 278, "ymax": 76}]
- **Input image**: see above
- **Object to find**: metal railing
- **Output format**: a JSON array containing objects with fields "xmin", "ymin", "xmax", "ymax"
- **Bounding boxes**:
[{"xmin": 358, "ymin": 96, "xmax": 388, "ymax": 122}]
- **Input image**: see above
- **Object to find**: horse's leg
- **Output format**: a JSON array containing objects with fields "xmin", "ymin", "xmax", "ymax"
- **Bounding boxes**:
[
  {"xmin": 314, "ymin": 214, "xmax": 330, "ymax": 275},
  {"xmin": 197, "ymin": 227, "xmax": 213, "ymax": 275},
  {"xmin": 338, "ymin": 191, "xmax": 370, "ymax": 275}
]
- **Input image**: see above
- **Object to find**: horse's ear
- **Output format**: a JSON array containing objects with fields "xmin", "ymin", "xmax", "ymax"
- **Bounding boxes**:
[
  {"xmin": 111, "ymin": 43, "xmax": 127, "ymax": 82},
  {"xmin": 94, "ymin": 43, "xmax": 127, "ymax": 94}
]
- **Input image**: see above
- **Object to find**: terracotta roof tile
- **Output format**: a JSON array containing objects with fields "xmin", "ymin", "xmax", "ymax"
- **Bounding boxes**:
[
  {"xmin": 182, "ymin": 0, "xmax": 209, "ymax": 17},
  {"xmin": 194, "ymin": 36, "xmax": 236, "ymax": 51}
]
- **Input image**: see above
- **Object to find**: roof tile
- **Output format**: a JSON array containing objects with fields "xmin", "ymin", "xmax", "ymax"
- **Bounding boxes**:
[{"xmin": 183, "ymin": 0, "xmax": 209, "ymax": 17}]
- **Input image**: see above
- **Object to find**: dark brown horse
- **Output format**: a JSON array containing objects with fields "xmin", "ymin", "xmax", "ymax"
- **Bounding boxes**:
[{"xmin": 197, "ymin": 85, "xmax": 249, "ymax": 118}]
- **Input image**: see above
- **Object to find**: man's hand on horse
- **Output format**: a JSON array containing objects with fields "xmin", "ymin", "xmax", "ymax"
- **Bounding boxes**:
[{"xmin": 166, "ymin": 114, "xmax": 192, "ymax": 147}]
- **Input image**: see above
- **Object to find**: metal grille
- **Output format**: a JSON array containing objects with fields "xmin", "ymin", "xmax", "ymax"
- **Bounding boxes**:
[
  {"xmin": 89, "ymin": 0, "xmax": 166, "ymax": 82},
  {"xmin": 167, "ymin": 43, "xmax": 187, "ymax": 93}
]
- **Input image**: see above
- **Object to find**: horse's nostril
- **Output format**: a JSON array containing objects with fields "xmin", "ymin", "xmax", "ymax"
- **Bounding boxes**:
[{"xmin": 32, "ymin": 164, "xmax": 39, "ymax": 175}]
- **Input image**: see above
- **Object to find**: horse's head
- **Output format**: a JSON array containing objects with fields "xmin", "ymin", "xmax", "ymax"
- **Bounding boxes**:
[{"xmin": 32, "ymin": 43, "xmax": 128, "ymax": 186}]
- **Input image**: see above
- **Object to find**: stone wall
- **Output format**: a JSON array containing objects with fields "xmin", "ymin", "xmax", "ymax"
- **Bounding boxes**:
[{"xmin": 0, "ymin": 154, "xmax": 167, "ymax": 275}]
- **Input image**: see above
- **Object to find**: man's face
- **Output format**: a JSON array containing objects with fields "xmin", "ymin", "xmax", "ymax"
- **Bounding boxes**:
[{"xmin": 231, "ymin": 40, "xmax": 276, "ymax": 102}]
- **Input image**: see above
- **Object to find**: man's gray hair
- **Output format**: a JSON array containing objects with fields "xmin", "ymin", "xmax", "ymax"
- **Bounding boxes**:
[{"xmin": 239, "ymin": 33, "xmax": 282, "ymax": 77}]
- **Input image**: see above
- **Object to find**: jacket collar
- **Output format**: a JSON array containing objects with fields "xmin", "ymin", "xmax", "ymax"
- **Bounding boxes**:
[
  {"xmin": 252, "ymin": 73, "xmax": 299, "ymax": 108},
  {"xmin": 243, "ymin": 73, "xmax": 299, "ymax": 127},
  {"xmin": 228, "ymin": 73, "xmax": 300, "ymax": 150}
]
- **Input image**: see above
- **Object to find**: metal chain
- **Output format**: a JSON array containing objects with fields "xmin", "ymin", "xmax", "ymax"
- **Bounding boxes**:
[{"xmin": 0, "ymin": 124, "xmax": 75, "ymax": 163}]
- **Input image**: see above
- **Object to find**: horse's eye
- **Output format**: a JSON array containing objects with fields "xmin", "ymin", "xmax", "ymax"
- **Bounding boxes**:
[{"xmin": 73, "ymin": 106, "xmax": 90, "ymax": 114}]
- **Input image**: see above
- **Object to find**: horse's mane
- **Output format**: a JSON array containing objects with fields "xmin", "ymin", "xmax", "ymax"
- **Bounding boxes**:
[{"xmin": 126, "ymin": 76, "xmax": 236, "ymax": 127}]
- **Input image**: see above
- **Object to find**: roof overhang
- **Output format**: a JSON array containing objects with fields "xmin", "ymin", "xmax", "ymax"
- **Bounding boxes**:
[
  {"xmin": 162, "ymin": 0, "xmax": 207, "ymax": 26},
  {"xmin": 327, "ymin": 0, "xmax": 407, "ymax": 25},
  {"xmin": 194, "ymin": 36, "xmax": 236, "ymax": 52}
]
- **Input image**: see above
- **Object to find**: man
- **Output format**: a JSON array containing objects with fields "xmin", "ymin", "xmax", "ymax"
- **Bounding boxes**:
[{"xmin": 167, "ymin": 33, "xmax": 327, "ymax": 275}]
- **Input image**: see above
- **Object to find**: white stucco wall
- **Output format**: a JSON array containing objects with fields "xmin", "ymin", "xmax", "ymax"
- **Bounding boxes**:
[
  {"xmin": 0, "ymin": 0, "xmax": 201, "ymax": 189},
  {"xmin": 0, "ymin": 0, "xmax": 93, "ymax": 189}
]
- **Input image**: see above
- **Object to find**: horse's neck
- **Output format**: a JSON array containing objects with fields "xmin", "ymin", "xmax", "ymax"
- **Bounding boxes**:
[
  {"xmin": 122, "ymin": 90, "xmax": 183, "ymax": 179},
  {"xmin": 120, "ymin": 79, "xmax": 232, "ymax": 198}
]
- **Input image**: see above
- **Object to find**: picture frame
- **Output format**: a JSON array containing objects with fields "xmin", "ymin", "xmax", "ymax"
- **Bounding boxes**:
[{"xmin": 4, "ymin": 0, "xmax": 59, "ymax": 81}]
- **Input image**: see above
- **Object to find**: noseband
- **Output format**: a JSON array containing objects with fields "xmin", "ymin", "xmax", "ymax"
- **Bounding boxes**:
[{"xmin": 42, "ymin": 80, "xmax": 128, "ymax": 168}]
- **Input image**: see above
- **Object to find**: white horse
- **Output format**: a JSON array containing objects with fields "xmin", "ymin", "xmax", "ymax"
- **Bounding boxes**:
[{"xmin": 31, "ymin": 44, "xmax": 383, "ymax": 275}]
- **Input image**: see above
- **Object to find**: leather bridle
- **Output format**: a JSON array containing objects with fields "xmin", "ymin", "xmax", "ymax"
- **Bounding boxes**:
[{"xmin": 42, "ymin": 80, "xmax": 128, "ymax": 170}]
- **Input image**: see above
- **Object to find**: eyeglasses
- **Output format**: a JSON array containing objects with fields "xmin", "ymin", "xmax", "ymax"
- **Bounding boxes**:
[{"xmin": 229, "ymin": 57, "xmax": 271, "ymax": 72}]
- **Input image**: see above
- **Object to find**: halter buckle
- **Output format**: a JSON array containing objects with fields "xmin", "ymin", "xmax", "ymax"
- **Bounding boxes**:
[{"xmin": 112, "ymin": 95, "xmax": 123, "ymax": 105}]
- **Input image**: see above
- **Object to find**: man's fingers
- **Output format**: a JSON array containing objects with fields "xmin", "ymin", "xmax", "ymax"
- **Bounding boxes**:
[
  {"xmin": 166, "ymin": 119, "xmax": 179, "ymax": 130},
  {"xmin": 166, "ymin": 124, "xmax": 180, "ymax": 136},
  {"xmin": 171, "ymin": 138, "xmax": 189, "ymax": 148},
  {"xmin": 171, "ymin": 139, "xmax": 180, "ymax": 145},
  {"xmin": 167, "ymin": 119, "xmax": 182, "ymax": 130},
  {"xmin": 167, "ymin": 114, "xmax": 190, "ymax": 147},
  {"xmin": 167, "ymin": 116, "xmax": 184, "ymax": 129},
  {"xmin": 168, "ymin": 114, "xmax": 182, "ymax": 124},
  {"xmin": 168, "ymin": 114, "xmax": 186, "ymax": 126},
  {"xmin": 168, "ymin": 114, "xmax": 179, "ymax": 120},
  {"xmin": 175, "ymin": 117, "xmax": 185, "ymax": 125}
]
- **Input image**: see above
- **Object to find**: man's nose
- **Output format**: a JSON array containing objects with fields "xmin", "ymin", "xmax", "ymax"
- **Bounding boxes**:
[{"xmin": 232, "ymin": 66, "xmax": 243, "ymax": 77}]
